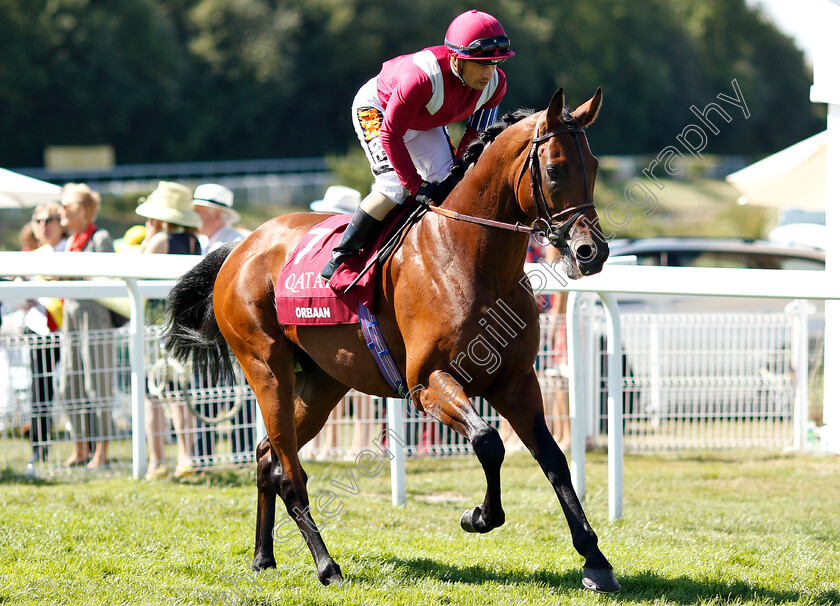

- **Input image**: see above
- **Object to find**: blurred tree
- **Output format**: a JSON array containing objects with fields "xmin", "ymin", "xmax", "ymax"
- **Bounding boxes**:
[
  {"xmin": 674, "ymin": 0, "xmax": 823, "ymax": 154},
  {"xmin": 0, "ymin": 0, "xmax": 824, "ymax": 166},
  {"xmin": 500, "ymin": 0, "xmax": 707, "ymax": 154},
  {"xmin": 0, "ymin": 0, "xmax": 189, "ymax": 165},
  {"xmin": 177, "ymin": 0, "xmax": 303, "ymax": 159}
]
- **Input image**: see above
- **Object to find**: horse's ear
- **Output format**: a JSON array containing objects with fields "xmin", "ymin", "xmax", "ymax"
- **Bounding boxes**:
[
  {"xmin": 546, "ymin": 87, "xmax": 566, "ymax": 127},
  {"xmin": 571, "ymin": 88, "xmax": 602, "ymax": 128}
]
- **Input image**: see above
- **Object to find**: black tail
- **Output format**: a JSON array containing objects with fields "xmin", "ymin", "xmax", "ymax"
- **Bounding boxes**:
[{"xmin": 163, "ymin": 242, "xmax": 238, "ymax": 382}]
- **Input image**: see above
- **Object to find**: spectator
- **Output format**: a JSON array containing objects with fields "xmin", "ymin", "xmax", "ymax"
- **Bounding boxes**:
[
  {"xmin": 191, "ymin": 184, "xmax": 245, "ymax": 254},
  {"xmin": 135, "ymin": 181, "xmax": 203, "ymax": 479},
  {"xmin": 310, "ymin": 185, "xmax": 362, "ymax": 214},
  {"xmin": 19, "ymin": 222, "xmax": 39, "ymax": 251},
  {"xmin": 58, "ymin": 183, "xmax": 115, "ymax": 468},
  {"xmin": 543, "ymin": 245, "xmax": 571, "ymax": 450},
  {"xmin": 24, "ymin": 202, "xmax": 68, "ymax": 476},
  {"xmin": 30, "ymin": 202, "xmax": 68, "ymax": 254}
]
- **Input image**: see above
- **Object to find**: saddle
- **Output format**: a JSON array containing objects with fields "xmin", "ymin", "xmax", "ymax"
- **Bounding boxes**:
[
  {"xmin": 275, "ymin": 203, "xmax": 423, "ymax": 397},
  {"xmin": 275, "ymin": 203, "xmax": 422, "ymax": 326}
]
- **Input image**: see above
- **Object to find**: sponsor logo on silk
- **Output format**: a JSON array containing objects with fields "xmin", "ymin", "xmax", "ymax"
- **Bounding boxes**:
[
  {"xmin": 295, "ymin": 306, "xmax": 332, "ymax": 319},
  {"xmin": 284, "ymin": 271, "xmax": 329, "ymax": 294}
]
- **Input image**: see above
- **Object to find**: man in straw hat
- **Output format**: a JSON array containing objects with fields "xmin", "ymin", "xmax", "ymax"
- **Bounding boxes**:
[{"xmin": 191, "ymin": 183, "xmax": 245, "ymax": 255}]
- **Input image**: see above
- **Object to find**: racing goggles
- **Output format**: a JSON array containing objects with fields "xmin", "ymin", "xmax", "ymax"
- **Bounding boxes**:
[{"xmin": 446, "ymin": 35, "xmax": 511, "ymax": 62}]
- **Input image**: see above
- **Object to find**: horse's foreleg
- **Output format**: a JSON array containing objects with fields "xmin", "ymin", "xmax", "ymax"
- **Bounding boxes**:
[
  {"xmin": 530, "ymin": 420, "xmax": 619, "ymax": 592},
  {"xmin": 416, "ymin": 370, "xmax": 506, "ymax": 533},
  {"xmin": 491, "ymin": 372, "xmax": 620, "ymax": 593}
]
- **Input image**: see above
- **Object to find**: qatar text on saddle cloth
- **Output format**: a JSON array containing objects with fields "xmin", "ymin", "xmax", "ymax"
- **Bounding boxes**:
[{"xmin": 275, "ymin": 206, "xmax": 414, "ymax": 326}]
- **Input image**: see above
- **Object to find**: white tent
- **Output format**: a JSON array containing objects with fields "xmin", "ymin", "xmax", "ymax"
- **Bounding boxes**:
[
  {"xmin": 0, "ymin": 168, "xmax": 62, "ymax": 208},
  {"xmin": 726, "ymin": 131, "xmax": 826, "ymax": 211}
]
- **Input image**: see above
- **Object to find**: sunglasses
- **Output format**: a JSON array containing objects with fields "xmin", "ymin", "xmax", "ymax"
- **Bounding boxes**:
[
  {"xmin": 33, "ymin": 216, "xmax": 58, "ymax": 225},
  {"xmin": 446, "ymin": 35, "xmax": 511, "ymax": 59}
]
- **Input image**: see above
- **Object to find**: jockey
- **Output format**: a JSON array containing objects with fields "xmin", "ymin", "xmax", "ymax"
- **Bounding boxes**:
[{"xmin": 321, "ymin": 9, "xmax": 515, "ymax": 280}]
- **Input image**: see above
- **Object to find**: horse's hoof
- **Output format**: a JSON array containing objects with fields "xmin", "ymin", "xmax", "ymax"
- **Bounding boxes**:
[
  {"xmin": 460, "ymin": 506, "xmax": 505, "ymax": 533},
  {"xmin": 252, "ymin": 554, "xmax": 276, "ymax": 571},
  {"xmin": 582, "ymin": 567, "xmax": 621, "ymax": 593},
  {"xmin": 317, "ymin": 560, "xmax": 344, "ymax": 586},
  {"xmin": 460, "ymin": 506, "xmax": 491, "ymax": 533},
  {"xmin": 460, "ymin": 507, "xmax": 479, "ymax": 533}
]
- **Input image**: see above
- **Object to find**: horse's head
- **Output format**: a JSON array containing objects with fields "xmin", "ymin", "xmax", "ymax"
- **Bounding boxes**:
[{"xmin": 517, "ymin": 87, "xmax": 608, "ymax": 278}]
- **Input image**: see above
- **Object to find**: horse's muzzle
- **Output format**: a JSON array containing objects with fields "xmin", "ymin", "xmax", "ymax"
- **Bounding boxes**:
[{"xmin": 570, "ymin": 236, "xmax": 609, "ymax": 277}]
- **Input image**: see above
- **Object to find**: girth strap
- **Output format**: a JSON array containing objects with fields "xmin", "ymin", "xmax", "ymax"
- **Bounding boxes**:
[{"xmin": 358, "ymin": 302, "xmax": 409, "ymax": 398}]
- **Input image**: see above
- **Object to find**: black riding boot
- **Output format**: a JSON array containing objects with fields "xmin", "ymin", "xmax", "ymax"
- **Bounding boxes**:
[{"xmin": 321, "ymin": 207, "xmax": 381, "ymax": 280}]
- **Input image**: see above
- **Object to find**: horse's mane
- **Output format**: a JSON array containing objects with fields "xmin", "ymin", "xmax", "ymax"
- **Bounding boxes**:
[{"xmin": 437, "ymin": 105, "xmax": 577, "ymax": 200}]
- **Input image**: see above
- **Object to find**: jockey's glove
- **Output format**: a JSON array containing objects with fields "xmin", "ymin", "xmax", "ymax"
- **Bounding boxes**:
[{"xmin": 415, "ymin": 180, "xmax": 444, "ymax": 206}]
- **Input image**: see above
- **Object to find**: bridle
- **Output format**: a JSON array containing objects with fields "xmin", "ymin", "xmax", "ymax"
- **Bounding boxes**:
[
  {"xmin": 516, "ymin": 125, "xmax": 596, "ymax": 248},
  {"xmin": 427, "ymin": 123, "xmax": 596, "ymax": 249}
]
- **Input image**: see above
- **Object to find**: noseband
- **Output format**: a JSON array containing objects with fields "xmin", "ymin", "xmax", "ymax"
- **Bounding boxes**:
[
  {"xmin": 514, "ymin": 125, "xmax": 596, "ymax": 249},
  {"xmin": 426, "ymin": 124, "xmax": 596, "ymax": 250}
]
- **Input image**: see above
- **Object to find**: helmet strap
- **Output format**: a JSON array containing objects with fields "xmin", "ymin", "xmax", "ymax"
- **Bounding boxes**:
[{"xmin": 450, "ymin": 56, "xmax": 466, "ymax": 85}]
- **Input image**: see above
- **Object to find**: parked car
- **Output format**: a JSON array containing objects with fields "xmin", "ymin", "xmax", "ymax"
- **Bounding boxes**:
[{"xmin": 768, "ymin": 209, "xmax": 826, "ymax": 251}]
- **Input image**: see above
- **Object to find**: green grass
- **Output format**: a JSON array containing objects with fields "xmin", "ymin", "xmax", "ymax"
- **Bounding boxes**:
[{"xmin": 2, "ymin": 450, "xmax": 839, "ymax": 605}]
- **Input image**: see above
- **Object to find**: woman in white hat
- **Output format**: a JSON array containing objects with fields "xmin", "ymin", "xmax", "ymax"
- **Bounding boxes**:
[
  {"xmin": 136, "ymin": 181, "xmax": 202, "ymax": 479},
  {"xmin": 136, "ymin": 181, "xmax": 202, "ymax": 255}
]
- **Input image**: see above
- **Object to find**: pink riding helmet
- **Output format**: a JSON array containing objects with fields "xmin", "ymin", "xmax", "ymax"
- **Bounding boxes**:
[{"xmin": 444, "ymin": 10, "xmax": 515, "ymax": 62}]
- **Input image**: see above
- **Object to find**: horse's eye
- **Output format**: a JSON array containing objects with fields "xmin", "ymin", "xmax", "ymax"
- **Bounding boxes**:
[{"xmin": 546, "ymin": 164, "xmax": 566, "ymax": 182}]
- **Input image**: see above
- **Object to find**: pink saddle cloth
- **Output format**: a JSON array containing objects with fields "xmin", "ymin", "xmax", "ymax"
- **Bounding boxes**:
[{"xmin": 275, "ymin": 206, "xmax": 416, "ymax": 326}]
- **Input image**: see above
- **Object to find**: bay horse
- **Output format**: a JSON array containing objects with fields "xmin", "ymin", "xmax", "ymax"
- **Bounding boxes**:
[{"xmin": 165, "ymin": 87, "xmax": 619, "ymax": 592}]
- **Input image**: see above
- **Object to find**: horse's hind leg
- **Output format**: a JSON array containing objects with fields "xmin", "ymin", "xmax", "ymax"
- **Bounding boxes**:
[
  {"xmin": 253, "ymin": 436, "xmax": 277, "ymax": 570},
  {"xmin": 490, "ymin": 371, "xmax": 620, "ymax": 593},
  {"xmin": 249, "ymin": 361, "xmax": 349, "ymax": 583},
  {"xmin": 416, "ymin": 370, "xmax": 506, "ymax": 533}
]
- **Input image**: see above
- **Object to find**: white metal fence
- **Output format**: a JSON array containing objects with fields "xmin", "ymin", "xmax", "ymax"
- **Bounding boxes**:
[
  {"xmin": 583, "ymin": 306, "xmax": 824, "ymax": 451},
  {"xmin": 0, "ymin": 305, "xmax": 822, "ymax": 479},
  {"xmin": 0, "ymin": 324, "xmax": 265, "ymax": 478}
]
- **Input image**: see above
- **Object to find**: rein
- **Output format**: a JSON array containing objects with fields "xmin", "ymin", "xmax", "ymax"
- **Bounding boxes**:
[
  {"xmin": 427, "ymin": 124, "xmax": 596, "ymax": 248},
  {"xmin": 426, "ymin": 206, "xmax": 534, "ymax": 234}
]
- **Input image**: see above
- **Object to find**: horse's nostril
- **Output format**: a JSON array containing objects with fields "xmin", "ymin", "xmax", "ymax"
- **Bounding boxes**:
[{"xmin": 575, "ymin": 244, "xmax": 594, "ymax": 263}]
